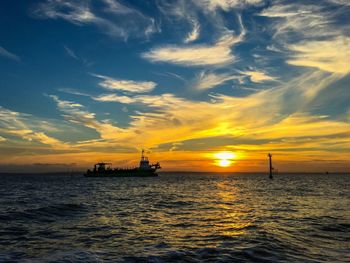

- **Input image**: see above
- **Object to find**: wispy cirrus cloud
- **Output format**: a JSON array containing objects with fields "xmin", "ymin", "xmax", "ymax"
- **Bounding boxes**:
[
  {"xmin": 63, "ymin": 45, "xmax": 78, "ymax": 60},
  {"xmin": 242, "ymin": 70, "xmax": 277, "ymax": 83},
  {"xmin": 259, "ymin": 3, "xmax": 333, "ymax": 39},
  {"xmin": 62, "ymin": 45, "xmax": 94, "ymax": 66},
  {"xmin": 93, "ymin": 93, "xmax": 186, "ymax": 109},
  {"xmin": 0, "ymin": 106, "xmax": 66, "ymax": 148},
  {"xmin": 287, "ymin": 36, "xmax": 350, "ymax": 74},
  {"xmin": 260, "ymin": 1, "xmax": 350, "ymax": 75},
  {"xmin": 192, "ymin": 69, "xmax": 275, "ymax": 90},
  {"xmin": 194, "ymin": 0, "xmax": 264, "ymax": 12},
  {"xmin": 142, "ymin": 15, "xmax": 246, "ymax": 67},
  {"xmin": 184, "ymin": 19, "xmax": 200, "ymax": 43},
  {"xmin": 50, "ymin": 95, "xmax": 123, "ymax": 141},
  {"xmin": 0, "ymin": 46, "xmax": 20, "ymax": 61},
  {"xmin": 31, "ymin": 0, "xmax": 158, "ymax": 40},
  {"xmin": 93, "ymin": 74, "xmax": 157, "ymax": 93},
  {"xmin": 31, "ymin": 0, "xmax": 96, "ymax": 24},
  {"xmin": 49, "ymin": 95, "xmax": 93, "ymax": 119},
  {"xmin": 58, "ymin": 88, "xmax": 90, "ymax": 97},
  {"xmin": 142, "ymin": 40, "xmax": 234, "ymax": 67},
  {"xmin": 328, "ymin": 0, "xmax": 350, "ymax": 6},
  {"xmin": 193, "ymin": 71, "xmax": 239, "ymax": 90},
  {"xmin": 94, "ymin": 94, "xmax": 137, "ymax": 104}
]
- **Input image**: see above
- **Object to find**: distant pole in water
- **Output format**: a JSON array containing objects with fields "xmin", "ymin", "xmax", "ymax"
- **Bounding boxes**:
[{"xmin": 268, "ymin": 153, "xmax": 273, "ymax": 179}]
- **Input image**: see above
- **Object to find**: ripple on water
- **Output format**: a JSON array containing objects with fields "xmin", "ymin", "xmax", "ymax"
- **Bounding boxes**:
[
  {"xmin": 0, "ymin": 203, "xmax": 87, "ymax": 223},
  {"xmin": 0, "ymin": 173, "xmax": 349, "ymax": 262}
]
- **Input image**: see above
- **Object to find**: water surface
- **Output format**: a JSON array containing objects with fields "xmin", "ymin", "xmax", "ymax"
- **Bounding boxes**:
[{"xmin": 0, "ymin": 173, "xmax": 349, "ymax": 262}]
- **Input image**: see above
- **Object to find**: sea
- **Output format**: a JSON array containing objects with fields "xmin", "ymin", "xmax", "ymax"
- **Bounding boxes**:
[{"xmin": 0, "ymin": 172, "xmax": 349, "ymax": 262}]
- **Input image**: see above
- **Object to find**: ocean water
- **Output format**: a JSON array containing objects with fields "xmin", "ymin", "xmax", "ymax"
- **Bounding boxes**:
[{"xmin": 0, "ymin": 173, "xmax": 349, "ymax": 262}]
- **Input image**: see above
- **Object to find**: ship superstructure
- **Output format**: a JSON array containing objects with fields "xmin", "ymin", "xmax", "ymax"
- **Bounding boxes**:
[{"xmin": 85, "ymin": 150, "xmax": 161, "ymax": 177}]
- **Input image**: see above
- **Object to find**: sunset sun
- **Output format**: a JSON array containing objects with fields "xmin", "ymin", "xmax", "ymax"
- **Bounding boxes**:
[
  {"xmin": 218, "ymin": 159, "xmax": 231, "ymax": 167},
  {"xmin": 214, "ymin": 152, "xmax": 237, "ymax": 167}
]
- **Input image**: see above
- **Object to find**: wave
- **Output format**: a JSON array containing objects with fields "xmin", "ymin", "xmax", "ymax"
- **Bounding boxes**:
[
  {"xmin": 121, "ymin": 246, "xmax": 308, "ymax": 263},
  {"xmin": 0, "ymin": 203, "xmax": 87, "ymax": 223},
  {"xmin": 153, "ymin": 200, "xmax": 195, "ymax": 209},
  {"xmin": 319, "ymin": 223, "xmax": 350, "ymax": 232}
]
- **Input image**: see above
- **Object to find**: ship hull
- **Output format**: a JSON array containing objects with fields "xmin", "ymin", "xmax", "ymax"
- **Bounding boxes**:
[{"xmin": 84, "ymin": 169, "xmax": 158, "ymax": 177}]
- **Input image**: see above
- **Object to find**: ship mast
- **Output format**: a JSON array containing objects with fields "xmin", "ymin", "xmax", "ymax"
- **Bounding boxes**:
[
  {"xmin": 268, "ymin": 153, "xmax": 273, "ymax": 179},
  {"xmin": 141, "ymin": 149, "xmax": 148, "ymax": 161}
]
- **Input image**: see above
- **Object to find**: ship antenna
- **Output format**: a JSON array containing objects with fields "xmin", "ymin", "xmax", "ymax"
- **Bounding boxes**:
[{"xmin": 142, "ymin": 148, "xmax": 145, "ymax": 161}]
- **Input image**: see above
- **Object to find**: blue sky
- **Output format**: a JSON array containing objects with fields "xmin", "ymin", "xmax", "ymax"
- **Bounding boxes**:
[{"xmin": 0, "ymin": 0, "xmax": 350, "ymax": 172}]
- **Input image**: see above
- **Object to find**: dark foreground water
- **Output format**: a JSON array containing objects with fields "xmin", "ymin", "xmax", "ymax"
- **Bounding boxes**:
[{"xmin": 0, "ymin": 173, "xmax": 349, "ymax": 262}]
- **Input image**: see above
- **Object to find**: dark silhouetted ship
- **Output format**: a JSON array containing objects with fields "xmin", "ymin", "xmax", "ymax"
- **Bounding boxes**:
[{"xmin": 85, "ymin": 150, "xmax": 161, "ymax": 177}]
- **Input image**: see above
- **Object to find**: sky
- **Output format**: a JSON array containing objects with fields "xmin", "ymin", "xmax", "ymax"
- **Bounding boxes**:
[{"xmin": 0, "ymin": 0, "xmax": 350, "ymax": 173}]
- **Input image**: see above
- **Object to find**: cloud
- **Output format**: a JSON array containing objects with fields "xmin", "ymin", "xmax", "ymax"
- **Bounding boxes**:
[
  {"xmin": 142, "ymin": 15, "xmax": 246, "ymax": 67},
  {"xmin": 62, "ymin": 46, "xmax": 94, "ymax": 66},
  {"xmin": 266, "ymin": 45, "xmax": 282, "ymax": 52},
  {"xmin": 50, "ymin": 95, "xmax": 95, "ymax": 121},
  {"xmin": 63, "ymin": 45, "xmax": 78, "ymax": 60},
  {"xmin": 101, "ymin": 0, "xmax": 159, "ymax": 38},
  {"xmin": 50, "ymin": 95, "xmax": 123, "ymax": 141},
  {"xmin": 58, "ymin": 88, "xmax": 90, "ymax": 97},
  {"xmin": 259, "ymin": 1, "xmax": 350, "ymax": 46},
  {"xmin": 287, "ymin": 37, "xmax": 350, "ymax": 74},
  {"xmin": 142, "ymin": 42, "xmax": 234, "ymax": 67},
  {"xmin": 194, "ymin": 0, "xmax": 264, "ymax": 12},
  {"xmin": 89, "ymin": 68, "xmax": 348, "ymax": 152},
  {"xmin": 169, "ymin": 142, "xmax": 183, "ymax": 151},
  {"xmin": 259, "ymin": 2, "xmax": 350, "ymax": 74},
  {"xmin": 242, "ymin": 70, "xmax": 276, "ymax": 83},
  {"xmin": 0, "ymin": 46, "xmax": 20, "ymax": 61},
  {"xmin": 193, "ymin": 71, "xmax": 239, "ymax": 90},
  {"xmin": 184, "ymin": 19, "xmax": 200, "ymax": 43},
  {"xmin": 192, "ymin": 70, "xmax": 275, "ymax": 90},
  {"xmin": 259, "ymin": 3, "xmax": 340, "ymax": 44},
  {"xmin": 102, "ymin": 0, "xmax": 138, "ymax": 14},
  {"xmin": 260, "ymin": 4, "xmax": 311, "ymax": 18},
  {"xmin": 31, "ymin": 0, "xmax": 158, "ymax": 40},
  {"xmin": 154, "ymin": 71, "xmax": 186, "ymax": 82},
  {"xmin": 133, "ymin": 94, "xmax": 187, "ymax": 108},
  {"xmin": 328, "ymin": 0, "xmax": 350, "ymax": 5},
  {"xmin": 93, "ymin": 74, "xmax": 157, "ymax": 93},
  {"xmin": 0, "ymin": 106, "xmax": 67, "ymax": 148},
  {"xmin": 32, "ymin": 0, "xmax": 96, "ymax": 24},
  {"xmin": 94, "ymin": 93, "xmax": 186, "ymax": 108},
  {"xmin": 28, "ymin": 132, "xmax": 64, "ymax": 146},
  {"xmin": 94, "ymin": 94, "xmax": 137, "ymax": 104}
]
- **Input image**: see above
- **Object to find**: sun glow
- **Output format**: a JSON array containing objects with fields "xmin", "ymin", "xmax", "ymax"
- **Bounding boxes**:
[
  {"xmin": 214, "ymin": 151, "xmax": 237, "ymax": 167},
  {"xmin": 218, "ymin": 159, "xmax": 232, "ymax": 167}
]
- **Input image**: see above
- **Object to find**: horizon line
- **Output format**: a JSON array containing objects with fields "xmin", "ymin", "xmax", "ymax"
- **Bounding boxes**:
[{"xmin": 0, "ymin": 171, "xmax": 349, "ymax": 175}]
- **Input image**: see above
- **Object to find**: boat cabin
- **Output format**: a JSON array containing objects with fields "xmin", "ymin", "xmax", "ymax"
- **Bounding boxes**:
[{"xmin": 139, "ymin": 150, "xmax": 152, "ymax": 170}]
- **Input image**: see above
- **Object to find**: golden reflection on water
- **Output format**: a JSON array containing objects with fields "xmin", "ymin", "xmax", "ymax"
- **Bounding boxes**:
[
  {"xmin": 90, "ymin": 177, "xmax": 257, "ymax": 250},
  {"xmin": 214, "ymin": 181, "xmax": 255, "ymax": 238}
]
